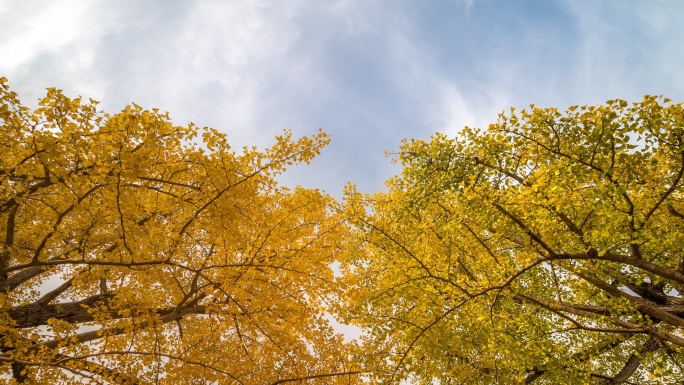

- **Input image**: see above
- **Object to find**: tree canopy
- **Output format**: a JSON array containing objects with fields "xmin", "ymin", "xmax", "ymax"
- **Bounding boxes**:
[
  {"xmin": 5, "ymin": 77, "xmax": 684, "ymax": 385},
  {"xmin": 342, "ymin": 97, "xmax": 684, "ymax": 384},
  {"xmin": 0, "ymin": 78, "xmax": 360, "ymax": 384}
]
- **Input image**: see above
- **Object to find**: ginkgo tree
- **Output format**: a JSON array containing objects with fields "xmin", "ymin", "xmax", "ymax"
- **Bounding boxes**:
[
  {"xmin": 342, "ymin": 96, "xmax": 684, "ymax": 384},
  {"xmin": 0, "ymin": 78, "xmax": 361, "ymax": 384}
]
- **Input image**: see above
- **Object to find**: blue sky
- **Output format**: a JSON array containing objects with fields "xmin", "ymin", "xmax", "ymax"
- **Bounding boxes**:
[{"xmin": 2, "ymin": 0, "xmax": 683, "ymax": 195}]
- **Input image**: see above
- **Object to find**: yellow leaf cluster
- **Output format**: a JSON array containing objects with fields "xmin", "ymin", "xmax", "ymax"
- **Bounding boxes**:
[
  {"xmin": 342, "ymin": 96, "xmax": 684, "ymax": 384},
  {"xmin": 0, "ymin": 78, "xmax": 361, "ymax": 384}
]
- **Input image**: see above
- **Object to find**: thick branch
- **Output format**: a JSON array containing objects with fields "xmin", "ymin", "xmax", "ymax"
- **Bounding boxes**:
[
  {"xmin": 609, "ymin": 337, "xmax": 660, "ymax": 384},
  {"xmin": 576, "ymin": 271, "xmax": 684, "ymax": 328},
  {"xmin": 1, "ymin": 205, "xmax": 18, "ymax": 291},
  {"xmin": 5, "ymin": 266, "xmax": 48, "ymax": 291},
  {"xmin": 553, "ymin": 252, "xmax": 684, "ymax": 285},
  {"xmin": 512, "ymin": 292, "xmax": 684, "ymax": 347},
  {"xmin": 271, "ymin": 371, "xmax": 365, "ymax": 384},
  {"xmin": 9, "ymin": 294, "xmax": 116, "ymax": 328}
]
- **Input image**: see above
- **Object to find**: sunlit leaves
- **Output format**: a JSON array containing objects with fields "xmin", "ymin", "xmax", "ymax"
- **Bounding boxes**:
[
  {"xmin": 0, "ymin": 78, "xmax": 359, "ymax": 384},
  {"xmin": 343, "ymin": 96, "xmax": 684, "ymax": 384}
]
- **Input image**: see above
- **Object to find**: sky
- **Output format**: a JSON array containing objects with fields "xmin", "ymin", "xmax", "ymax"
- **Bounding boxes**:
[{"xmin": 1, "ymin": 0, "xmax": 684, "ymax": 196}]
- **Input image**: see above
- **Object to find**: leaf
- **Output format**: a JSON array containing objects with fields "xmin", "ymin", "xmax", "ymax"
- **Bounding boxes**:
[
  {"xmin": 342, "ymin": 95, "xmax": 684, "ymax": 384},
  {"xmin": 0, "ymin": 78, "xmax": 361, "ymax": 385}
]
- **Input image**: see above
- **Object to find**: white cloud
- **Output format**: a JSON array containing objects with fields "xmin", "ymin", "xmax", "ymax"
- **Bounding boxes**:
[
  {"xmin": 430, "ymin": 84, "xmax": 477, "ymax": 135},
  {"xmin": 559, "ymin": 1, "xmax": 684, "ymax": 104},
  {"xmin": 179, "ymin": 0, "xmax": 303, "ymax": 68},
  {"xmin": 381, "ymin": 21, "xmax": 488, "ymax": 137},
  {"xmin": 161, "ymin": 0, "xmax": 308, "ymax": 146},
  {"xmin": 0, "ymin": 1, "xmax": 122, "ymax": 101},
  {"xmin": 331, "ymin": 0, "xmax": 385, "ymax": 35},
  {"xmin": 2, "ymin": 0, "xmax": 682, "ymax": 195},
  {"xmin": 0, "ymin": 1, "xmax": 90, "ymax": 71}
]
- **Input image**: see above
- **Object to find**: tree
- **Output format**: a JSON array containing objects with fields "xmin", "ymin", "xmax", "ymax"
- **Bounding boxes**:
[
  {"xmin": 0, "ymin": 77, "xmax": 360, "ymax": 384},
  {"xmin": 342, "ymin": 97, "xmax": 684, "ymax": 384}
]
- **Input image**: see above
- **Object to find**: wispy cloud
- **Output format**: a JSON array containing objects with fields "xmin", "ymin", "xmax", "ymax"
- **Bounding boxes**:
[
  {"xmin": 0, "ymin": 0, "xmax": 123, "ymax": 99},
  {"xmin": 1, "ymin": 0, "xmax": 682, "ymax": 194}
]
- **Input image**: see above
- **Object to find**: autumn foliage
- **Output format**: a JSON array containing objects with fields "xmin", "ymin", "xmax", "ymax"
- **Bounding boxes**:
[
  {"xmin": 342, "ymin": 97, "xmax": 684, "ymax": 384},
  {"xmin": 0, "ymin": 78, "xmax": 359, "ymax": 384},
  {"xmin": 4, "ymin": 77, "xmax": 684, "ymax": 385}
]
